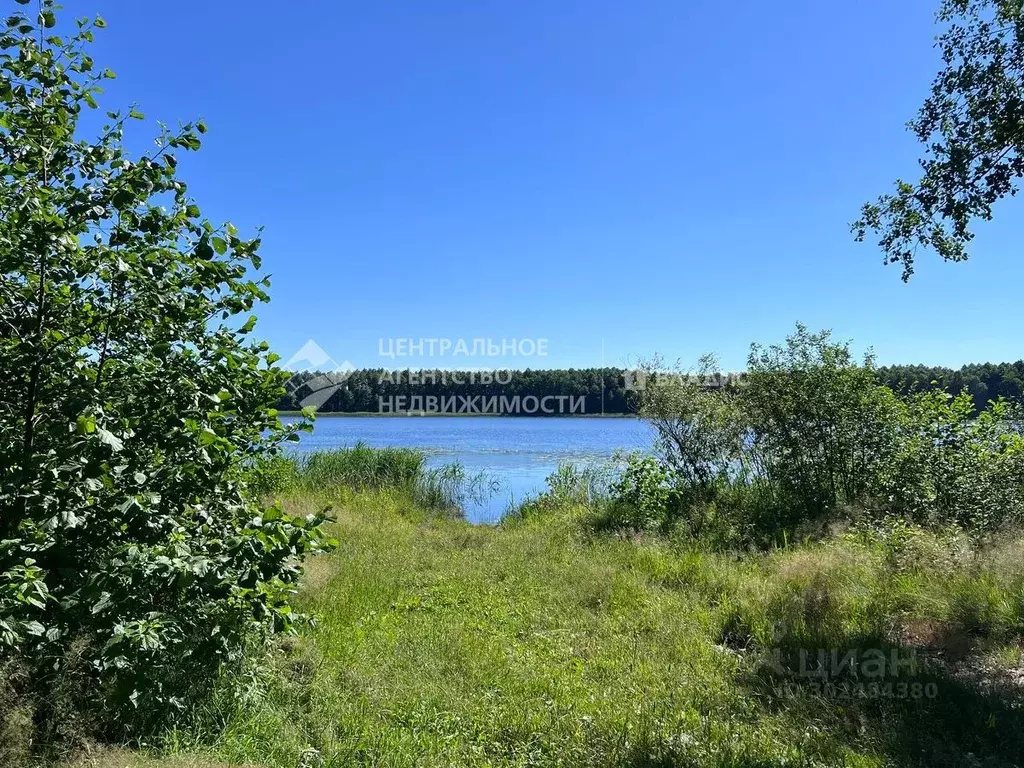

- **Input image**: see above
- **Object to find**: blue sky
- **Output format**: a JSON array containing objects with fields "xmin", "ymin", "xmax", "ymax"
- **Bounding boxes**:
[{"xmin": 87, "ymin": 0, "xmax": 1024, "ymax": 371}]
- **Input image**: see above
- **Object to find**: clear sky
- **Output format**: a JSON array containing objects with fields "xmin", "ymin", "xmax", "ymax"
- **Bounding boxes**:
[{"xmin": 86, "ymin": 0, "xmax": 1024, "ymax": 371}]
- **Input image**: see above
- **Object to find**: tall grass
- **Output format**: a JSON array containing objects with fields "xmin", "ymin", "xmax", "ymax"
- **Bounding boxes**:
[
  {"xmin": 249, "ymin": 443, "xmax": 497, "ymax": 517},
  {"xmin": 298, "ymin": 443, "xmax": 424, "ymax": 490},
  {"xmin": 503, "ymin": 460, "xmax": 617, "ymax": 522}
]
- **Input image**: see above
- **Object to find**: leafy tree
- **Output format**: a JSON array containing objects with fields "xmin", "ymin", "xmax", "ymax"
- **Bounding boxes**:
[
  {"xmin": 880, "ymin": 390, "xmax": 1024, "ymax": 530},
  {"xmin": 853, "ymin": 0, "xmax": 1024, "ymax": 279},
  {"xmin": 637, "ymin": 353, "xmax": 744, "ymax": 499},
  {"xmin": 741, "ymin": 325, "xmax": 905, "ymax": 524},
  {"xmin": 0, "ymin": 0, "xmax": 332, "ymax": 742},
  {"xmin": 629, "ymin": 325, "xmax": 1024, "ymax": 547}
]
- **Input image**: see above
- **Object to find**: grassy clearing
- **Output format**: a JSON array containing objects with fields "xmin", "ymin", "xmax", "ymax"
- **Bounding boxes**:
[{"xmin": 102, "ymin": 484, "xmax": 1024, "ymax": 768}]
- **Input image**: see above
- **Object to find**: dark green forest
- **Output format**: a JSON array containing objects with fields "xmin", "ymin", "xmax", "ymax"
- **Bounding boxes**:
[
  {"xmin": 281, "ymin": 368, "xmax": 641, "ymax": 415},
  {"xmin": 877, "ymin": 362, "xmax": 1024, "ymax": 410},
  {"xmin": 280, "ymin": 361, "xmax": 1024, "ymax": 415}
]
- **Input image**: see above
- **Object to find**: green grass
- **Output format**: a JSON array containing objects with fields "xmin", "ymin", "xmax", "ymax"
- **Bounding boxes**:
[
  {"xmin": 100, "ymin": 483, "xmax": 1024, "ymax": 768},
  {"xmin": 250, "ymin": 445, "xmax": 498, "ymax": 517},
  {"xmin": 296, "ymin": 444, "xmax": 425, "ymax": 491}
]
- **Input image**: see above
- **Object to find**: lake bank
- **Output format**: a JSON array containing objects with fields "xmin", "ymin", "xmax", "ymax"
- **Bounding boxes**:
[{"xmin": 282, "ymin": 415, "xmax": 655, "ymax": 522}]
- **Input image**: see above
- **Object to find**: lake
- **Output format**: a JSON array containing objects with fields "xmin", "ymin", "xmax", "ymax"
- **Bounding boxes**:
[{"xmin": 282, "ymin": 415, "xmax": 655, "ymax": 522}]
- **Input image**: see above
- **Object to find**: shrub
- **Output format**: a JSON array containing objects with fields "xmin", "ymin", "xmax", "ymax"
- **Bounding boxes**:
[
  {"xmin": 245, "ymin": 454, "xmax": 301, "ymax": 500},
  {"xmin": 636, "ymin": 325, "xmax": 902, "ymax": 544},
  {"xmin": 635, "ymin": 324, "xmax": 1024, "ymax": 547},
  {"xmin": 604, "ymin": 454, "xmax": 675, "ymax": 533},
  {"xmin": 0, "ymin": 4, "xmax": 333, "ymax": 745},
  {"xmin": 638, "ymin": 353, "xmax": 745, "ymax": 501},
  {"xmin": 741, "ymin": 325, "xmax": 906, "ymax": 526},
  {"xmin": 880, "ymin": 391, "xmax": 1024, "ymax": 531}
]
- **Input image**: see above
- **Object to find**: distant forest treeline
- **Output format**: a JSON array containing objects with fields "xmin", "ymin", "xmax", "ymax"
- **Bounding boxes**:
[
  {"xmin": 877, "ymin": 362, "xmax": 1024, "ymax": 412},
  {"xmin": 281, "ymin": 368, "xmax": 641, "ymax": 415},
  {"xmin": 280, "ymin": 362, "xmax": 1024, "ymax": 415}
]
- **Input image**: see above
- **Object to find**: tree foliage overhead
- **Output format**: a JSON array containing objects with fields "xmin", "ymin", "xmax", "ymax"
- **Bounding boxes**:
[
  {"xmin": 0, "ymin": 0, "xmax": 332, "ymax": 741},
  {"xmin": 853, "ymin": 0, "xmax": 1024, "ymax": 279}
]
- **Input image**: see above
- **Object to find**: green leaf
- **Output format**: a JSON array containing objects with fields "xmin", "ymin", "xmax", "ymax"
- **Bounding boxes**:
[
  {"xmin": 0, "ymin": 3, "xmax": 322, "ymax": 710},
  {"xmin": 96, "ymin": 428, "xmax": 124, "ymax": 452},
  {"xmin": 196, "ymin": 239, "xmax": 213, "ymax": 260},
  {"xmin": 91, "ymin": 592, "xmax": 112, "ymax": 614}
]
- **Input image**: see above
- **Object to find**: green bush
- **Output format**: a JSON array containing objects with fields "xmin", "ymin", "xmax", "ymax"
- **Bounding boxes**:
[
  {"xmin": 880, "ymin": 390, "xmax": 1024, "ymax": 531},
  {"xmin": 245, "ymin": 454, "xmax": 301, "ymax": 500},
  {"xmin": 638, "ymin": 352, "xmax": 745, "ymax": 501},
  {"xmin": 742, "ymin": 325, "xmax": 906, "ymax": 527},
  {"xmin": 0, "ymin": 4, "xmax": 334, "ymax": 747},
  {"xmin": 603, "ymin": 454, "xmax": 675, "ymax": 533},
  {"xmin": 633, "ymin": 324, "xmax": 1024, "ymax": 547}
]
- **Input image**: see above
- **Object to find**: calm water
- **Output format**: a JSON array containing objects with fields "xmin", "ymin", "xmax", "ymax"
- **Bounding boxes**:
[{"xmin": 283, "ymin": 416, "xmax": 655, "ymax": 523}]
